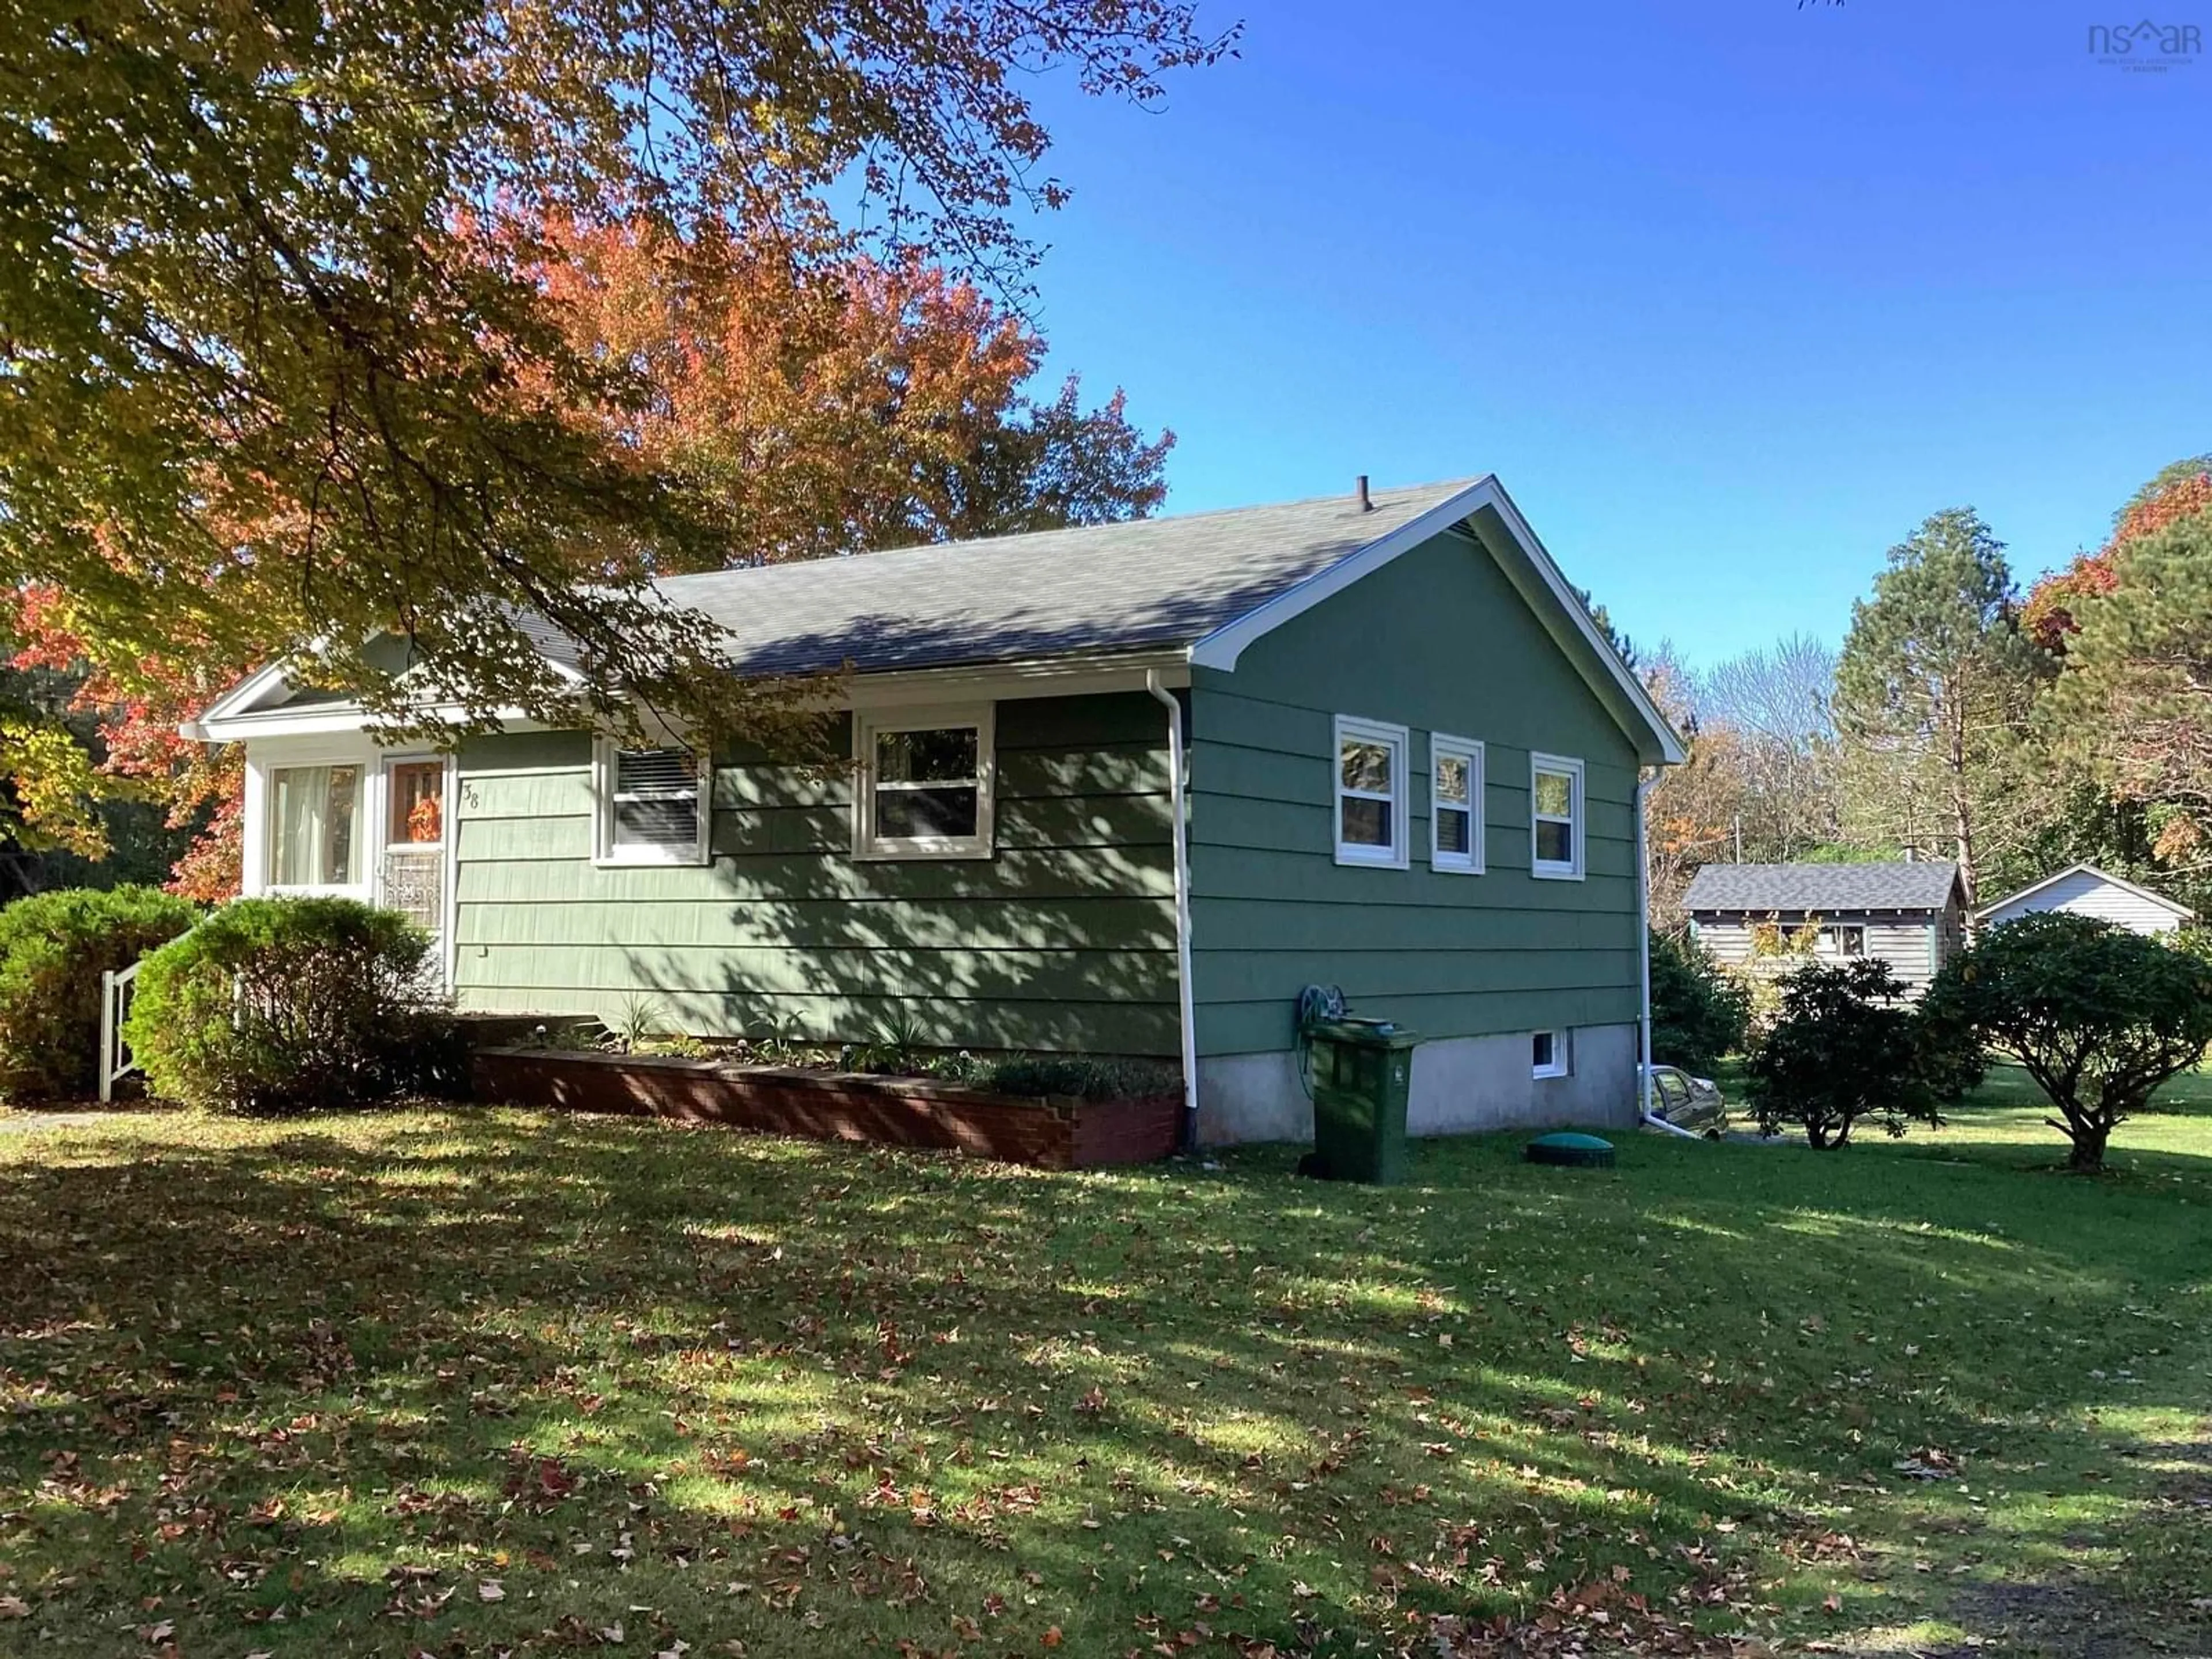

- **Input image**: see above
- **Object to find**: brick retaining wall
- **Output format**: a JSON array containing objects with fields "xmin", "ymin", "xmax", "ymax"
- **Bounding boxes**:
[{"xmin": 471, "ymin": 1047, "xmax": 1181, "ymax": 1171}]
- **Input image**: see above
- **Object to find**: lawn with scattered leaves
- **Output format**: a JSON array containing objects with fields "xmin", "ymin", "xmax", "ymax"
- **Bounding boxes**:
[{"xmin": 1, "ymin": 1070, "xmax": 2207, "ymax": 1658}]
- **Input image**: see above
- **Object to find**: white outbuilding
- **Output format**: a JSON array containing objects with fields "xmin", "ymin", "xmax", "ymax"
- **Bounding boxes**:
[{"xmin": 1975, "ymin": 862, "xmax": 2196, "ymax": 937}]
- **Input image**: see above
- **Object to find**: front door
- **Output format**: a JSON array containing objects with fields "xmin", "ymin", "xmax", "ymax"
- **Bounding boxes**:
[{"xmin": 377, "ymin": 757, "xmax": 450, "ymax": 986}]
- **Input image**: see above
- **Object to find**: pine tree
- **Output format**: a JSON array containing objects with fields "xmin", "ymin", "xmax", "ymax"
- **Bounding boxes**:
[
  {"xmin": 2046, "ymin": 485, "xmax": 2212, "ymax": 865},
  {"xmin": 1834, "ymin": 509, "xmax": 2044, "ymax": 906}
]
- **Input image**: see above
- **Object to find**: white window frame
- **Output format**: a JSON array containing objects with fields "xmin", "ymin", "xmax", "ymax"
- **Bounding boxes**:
[
  {"xmin": 1529, "ymin": 752, "xmax": 1586, "ymax": 881},
  {"xmin": 1429, "ymin": 733, "xmax": 1484, "ymax": 875},
  {"xmin": 1820, "ymin": 923, "xmax": 1867, "ymax": 957},
  {"xmin": 254, "ymin": 745, "xmax": 375, "ymax": 899},
  {"xmin": 592, "ymin": 737, "xmax": 712, "ymax": 868},
  {"xmin": 1332, "ymin": 714, "xmax": 1410, "ymax": 870},
  {"xmin": 853, "ymin": 703, "xmax": 997, "ymax": 862},
  {"xmin": 1532, "ymin": 1029, "xmax": 1571, "ymax": 1080}
]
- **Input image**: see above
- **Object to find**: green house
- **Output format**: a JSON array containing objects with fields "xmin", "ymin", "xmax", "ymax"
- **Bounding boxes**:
[{"xmin": 191, "ymin": 476, "xmax": 1683, "ymax": 1143}]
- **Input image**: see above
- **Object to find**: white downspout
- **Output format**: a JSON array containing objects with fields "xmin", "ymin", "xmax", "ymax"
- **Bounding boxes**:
[
  {"xmin": 1146, "ymin": 670, "xmax": 1201, "ymax": 1152},
  {"xmin": 1636, "ymin": 771, "xmax": 1700, "ymax": 1140}
]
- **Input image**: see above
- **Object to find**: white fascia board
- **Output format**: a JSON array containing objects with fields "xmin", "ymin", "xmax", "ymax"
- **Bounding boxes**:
[
  {"xmin": 195, "ymin": 702, "xmax": 551, "ymax": 743},
  {"xmin": 192, "ymin": 652, "xmax": 1190, "ymax": 743},
  {"xmin": 1186, "ymin": 474, "xmax": 1687, "ymax": 767},
  {"xmin": 190, "ymin": 661, "xmax": 296, "ymax": 733},
  {"xmin": 1476, "ymin": 481, "xmax": 1687, "ymax": 765},
  {"xmin": 846, "ymin": 651, "xmax": 1190, "ymax": 710},
  {"xmin": 1187, "ymin": 478, "xmax": 1503, "ymax": 674}
]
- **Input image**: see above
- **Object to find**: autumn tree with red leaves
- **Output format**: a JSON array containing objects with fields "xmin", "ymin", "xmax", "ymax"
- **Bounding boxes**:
[
  {"xmin": 532, "ymin": 220, "xmax": 1171, "ymax": 568},
  {"xmin": 8, "ymin": 224, "xmax": 1172, "ymax": 894},
  {"xmin": 2037, "ymin": 456, "xmax": 2212, "ymax": 869},
  {"xmin": 0, "ymin": 0, "xmax": 1228, "ymax": 884}
]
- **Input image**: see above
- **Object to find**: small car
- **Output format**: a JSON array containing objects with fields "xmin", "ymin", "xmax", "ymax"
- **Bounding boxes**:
[{"xmin": 1642, "ymin": 1063, "xmax": 1728, "ymax": 1138}]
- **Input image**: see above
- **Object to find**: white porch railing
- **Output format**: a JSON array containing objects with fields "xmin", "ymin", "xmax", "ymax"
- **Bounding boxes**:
[{"xmin": 97, "ymin": 960, "xmax": 143, "ymax": 1104}]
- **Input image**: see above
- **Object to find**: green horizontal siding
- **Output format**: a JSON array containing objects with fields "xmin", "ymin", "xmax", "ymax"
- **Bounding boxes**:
[
  {"xmin": 456, "ymin": 989, "xmax": 1170, "ymax": 1055},
  {"xmin": 450, "ymin": 695, "xmax": 1178, "ymax": 1053},
  {"xmin": 1188, "ymin": 524, "xmax": 1646, "ymax": 1056}
]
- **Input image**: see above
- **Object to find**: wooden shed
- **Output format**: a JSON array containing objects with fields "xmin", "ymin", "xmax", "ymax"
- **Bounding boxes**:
[{"xmin": 1681, "ymin": 860, "xmax": 1967, "ymax": 999}]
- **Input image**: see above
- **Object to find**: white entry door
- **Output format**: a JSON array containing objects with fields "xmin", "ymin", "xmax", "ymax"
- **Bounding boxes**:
[{"xmin": 375, "ymin": 756, "xmax": 452, "ymax": 987}]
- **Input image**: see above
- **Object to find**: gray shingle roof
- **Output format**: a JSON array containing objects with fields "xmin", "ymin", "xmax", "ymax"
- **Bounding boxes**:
[
  {"xmin": 649, "ymin": 479, "xmax": 1479, "ymax": 677},
  {"xmin": 1682, "ymin": 861, "xmax": 1962, "ymax": 915}
]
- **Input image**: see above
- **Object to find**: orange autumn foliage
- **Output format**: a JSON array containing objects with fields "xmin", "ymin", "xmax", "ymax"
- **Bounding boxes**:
[
  {"xmin": 9, "ymin": 585, "xmax": 246, "ymax": 898},
  {"xmin": 16, "ymin": 221, "xmax": 1168, "ymax": 895},
  {"xmin": 2024, "ymin": 469, "xmax": 2212, "ymax": 653}
]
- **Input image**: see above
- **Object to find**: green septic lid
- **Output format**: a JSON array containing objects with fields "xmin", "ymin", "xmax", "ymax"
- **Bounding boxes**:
[{"xmin": 1526, "ymin": 1132, "xmax": 1616, "ymax": 1168}]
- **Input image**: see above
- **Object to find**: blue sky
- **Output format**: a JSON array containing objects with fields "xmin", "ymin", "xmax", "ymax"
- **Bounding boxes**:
[{"xmin": 1004, "ymin": 1, "xmax": 2211, "ymax": 666}]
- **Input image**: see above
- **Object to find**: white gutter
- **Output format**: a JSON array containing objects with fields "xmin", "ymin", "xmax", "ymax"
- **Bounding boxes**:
[
  {"xmin": 1146, "ymin": 669, "xmax": 1201, "ymax": 1152},
  {"xmin": 1636, "ymin": 772, "xmax": 1701, "ymax": 1141}
]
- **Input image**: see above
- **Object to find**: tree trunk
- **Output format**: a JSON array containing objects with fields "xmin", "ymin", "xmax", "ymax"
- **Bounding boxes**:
[
  {"xmin": 2067, "ymin": 1123, "xmax": 2109, "ymax": 1173},
  {"xmin": 1949, "ymin": 703, "xmax": 1976, "ymax": 908}
]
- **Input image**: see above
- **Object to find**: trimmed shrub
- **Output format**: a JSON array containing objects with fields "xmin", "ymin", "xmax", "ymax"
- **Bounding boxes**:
[
  {"xmin": 1922, "ymin": 912, "xmax": 2212, "ymax": 1172},
  {"xmin": 0, "ymin": 885, "xmax": 199, "ymax": 1101},
  {"xmin": 1647, "ymin": 930, "xmax": 1751, "ymax": 1074},
  {"xmin": 1745, "ymin": 959, "xmax": 1938, "ymax": 1148},
  {"xmin": 126, "ymin": 896, "xmax": 456, "ymax": 1116},
  {"xmin": 974, "ymin": 1055, "xmax": 1182, "ymax": 1103}
]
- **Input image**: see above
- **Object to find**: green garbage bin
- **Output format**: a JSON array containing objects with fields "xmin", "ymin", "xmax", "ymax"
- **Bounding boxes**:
[{"xmin": 1303, "ymin": 1017, "xmax": 1421, "ymax": 1184}]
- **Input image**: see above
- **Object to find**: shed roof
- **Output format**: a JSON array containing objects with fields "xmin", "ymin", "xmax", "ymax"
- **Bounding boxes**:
[{"xmin": 1683, "ymin": 861, "xmax": 1963, "ymax": 915}]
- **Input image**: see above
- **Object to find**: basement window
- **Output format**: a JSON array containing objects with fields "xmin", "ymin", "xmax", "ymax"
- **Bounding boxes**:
[
  {"xmin": 593, "ymin": 740, "xmax": 710, "ymax": 866},
  {"xmin": 1532, "ymin": 1029, "xmax": 1571, "ymax": 1080},
  {"xmin": 854, "ymin": 706, "xmax": 996, "ymax": 860},
  {"xmin": 1334, "ymin": 714, "xmax": 1409, "ymax": 869}
]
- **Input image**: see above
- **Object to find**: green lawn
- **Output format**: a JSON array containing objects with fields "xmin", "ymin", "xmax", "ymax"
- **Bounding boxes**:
[{"xmin": 2, "ymin": 1074, "xmax": 2207, "ymax": 1657}]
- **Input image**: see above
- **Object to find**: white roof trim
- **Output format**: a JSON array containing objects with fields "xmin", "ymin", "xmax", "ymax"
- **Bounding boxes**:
[
  {"xmin": 191, "ymin": 650, "xmax": 1191, "ymax": 743},
  {"xmin": 191, "ymin": 661, "xmax": 296, "ymax": 732},
  {"xmin": 1975, "ymin": 862, "xmax": 2197, "ymax": 923},
  {"xmin": 1186, "ymin": 475, "xmax": 1686, "ymax": 764}
]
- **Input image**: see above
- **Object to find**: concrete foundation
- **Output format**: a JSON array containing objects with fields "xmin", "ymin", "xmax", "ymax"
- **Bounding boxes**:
[{"xmin": 1195, "ymin": 1022, "xmax": 1640, "ymax": 1146}]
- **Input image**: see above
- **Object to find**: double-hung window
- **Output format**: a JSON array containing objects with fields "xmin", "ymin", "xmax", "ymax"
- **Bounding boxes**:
[
  {"xmin": 1334, "ymin": 715, "xmax": 1408, "ymax": 869},
  {"xmin": 1529, "ymin": 753, "xmax": 1585, "ymax": 881},
  {"xmin": 1430, "ymin": 734, "xmax": 1484, "ymax": 874},
  {"xmin": 593, "ymin": 740, "xmax": 710, "ymax": 865},
  {"xmin": 854, "ymin": 706, "xmax": 995, "ymax": 859},
  {"xmin": 268, "ymin": 764, "xmax": 363, "ymax": 889}
]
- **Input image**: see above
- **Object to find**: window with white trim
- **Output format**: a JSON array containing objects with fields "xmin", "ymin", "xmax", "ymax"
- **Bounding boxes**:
[
  {"xmin": 1334, "ymin": 715, "xmax": 1408, "ymax": 869},
  {"xmin": 268, "ymin": 763, "xmax": 363, "ymax": 889},
  {"xmin": 1529, "ymin": 753, "xmax": 1585, "ymax": 880},
  {"xmin": 1532, "ymin": 1029, "xmax": 1570, "ymax": 1080},
  {"xmin": 1430, "ymin": 733, "xmax": 1484, "ymax": 874},
  {"xmin": 854, "ymin": 706, "xmax": 995, "ymax": 859},
  {"xmin": 593, "ymin": 740, "xmax": 710, "ymax": 865},
  {"xmin": 1820, "ymin": 923, "xmax": 1866, "ymax": 957}
]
